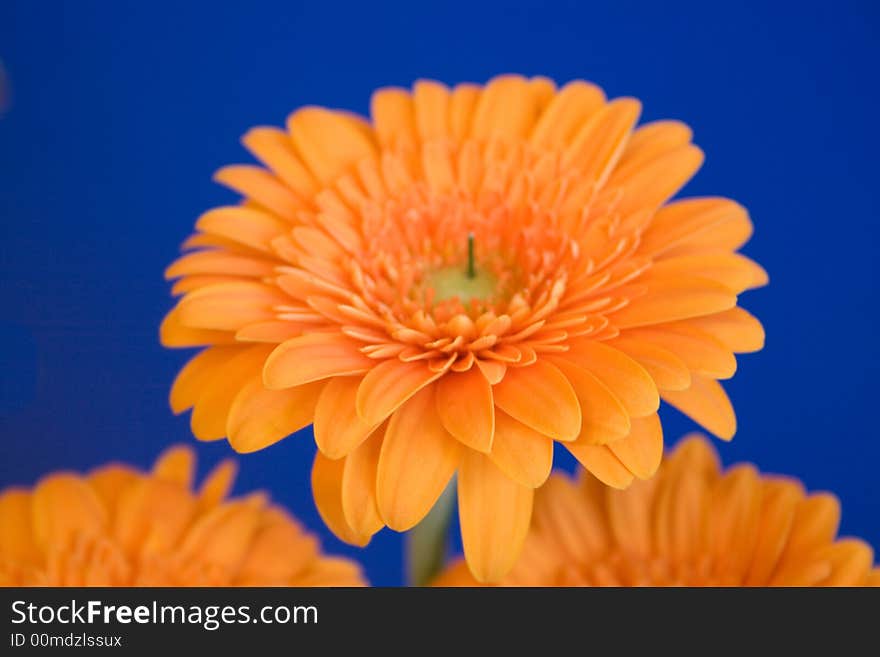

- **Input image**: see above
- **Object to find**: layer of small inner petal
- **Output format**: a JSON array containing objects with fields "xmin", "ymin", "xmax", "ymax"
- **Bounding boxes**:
[
  {"xmin": 273, "ymin": 142, "xmax": 650, "ymax": 370},
  {"xmin": 351, "ymin": 186, "xmax": 576, "ymax": 363}
]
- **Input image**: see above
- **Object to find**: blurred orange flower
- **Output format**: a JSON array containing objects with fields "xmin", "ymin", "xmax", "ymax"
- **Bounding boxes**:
[
  {"xmin": 162, "ymin": 74, "xmax": 765, "ymax": 581},
  {"xmin": 435, "ymin": 435, "xmax": 879, "ymax": 586},
  {"xmin": 0, "ymin": 446, "xmax": 365, "ymax": 586}
]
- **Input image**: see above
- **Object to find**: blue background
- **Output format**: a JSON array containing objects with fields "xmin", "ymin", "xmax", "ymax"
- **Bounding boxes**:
[{"xmin": 1, "ymin": 0, "xmax": 877, "ymax": 586}]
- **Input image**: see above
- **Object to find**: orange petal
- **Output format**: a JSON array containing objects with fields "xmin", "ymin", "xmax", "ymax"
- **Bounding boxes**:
[
  {"xmin": 159, "ymin": 306, "xmax": 236, "ymax": 348},
  {"xmin": 565, "ymin": 443, "xmax": 634, "ymax": 489},
  {"xmin": 639, "ymin": 197, "xmax": 753, "ymax": 256},
  {"xmin": 176, "ymin": 498, "xmax": 263, "ymax": 569},
  {"xmin": 769, "ymin": 558, "xmax": 833, "ymax": 587},
  {"xmin": 616, "ymin": 120, "xmax": 693, "ymax": 174},
  {"xmin": 376, "ymin": 386, "xmax": 461, "ymax": 531},
  {"xmin": 489, "ymin": 410, "xmax": 553, "ymax": 488},
  {"xmin": 0, "ymin": 490, "xmax": 38, "ymax": 564},
  {"xmin": 165, "ymin": 250, "xmax": 276, "ymax": 280},
  {"xmin": 744, "ymin": 479, "xmax": 802, "ymax": 585},
  {"xmin": 650, "ymin": 253, "xmax": 768, "ymax": 294},
  {"xmin": 169, "ymin": 346, "xmax": 242, "ymax": 414},
  {"xmin": 626, "ymin": 324, "xmax": 737, "ymax": 380},
  {"xmin": 87, "ymin": 465, "xmax": 138, "ymax": 516},
  {"xmin": 563, "ymin": 98, "xmax": 641, "ymax": 186},
  {"xmin": 609, "ymin": 335, "xmax": 691, "ymax": 391},
  {"xmin": 31, "ymin": 475, "xmax": 107, "ymax": 552},
  {"xmin": 666, "ymin": 433, "xmax": 721, "ymax": 479},
  {"xmin": 172, "ymin": 274, "xmax": 255, "ymax": 297},
  {"xmin": 356, "ymin": 359, "xmax": 445, "ymax": 427},
  {"xmin": 288, "ymin": 107, "xmax": 377, "ymax": 185},
  {"xmin": 783, "ymin": 493, "xmax": 840, "ymax": 556},
  {"xmin": 612, "ymin": 144, "xmax": 703, "ymax": 217},
  {"xmin": 565, "ymin": 340, "xmax": 659, "ymax": 417},
  {"xmin": 493, "ymin": 360, "xmax": 581, "ymax": 441},
  {"xmin": 413, "ymin": 79, "xmax": 450, "ymax": 140},
  {"xmin": 707, "ymin": 465, "xmax": 762, "ymax": 576},
  {"xmin": 242, "ymin": 126, "xmax": 318, "ymax": 200},
  {"xmin": 226, "ymin": 378, "xmax": 324, "ymax": 453},
  {"xmin": 189, "ymin": 345, "xmax": 272, "ymax": 441},
  {"xmin": 313, "ymin": 376, "xmax": 377, "ymax": 459},
  {"xmin": 652, "ymin": 460, "xmax": 709, "ymax": 562},
  {"xmin": 294, "ymin": 555, "xmax": 366, "ymax": 586},
  {"xmin": 371, "ymin": 87, "xmax": 417, "ymax": 150},
  {"xmin": 471, "ymin": 75, "xmax": 538, "ymax": 140},
  {"xmin": 435, "ymin": 368, "xmax": 495, "ymax": 453},
  {"xmin": 342, "ymin": 430, "xmax": 385, "ymax": 538},
  {"xmin": 661, "ymin": 375, "xmax": 736, "ymax": 440},
  {"xmin": 550, "ymin": 357, "xmax": 630, "ymax": 444},
  {"xmin": 529, "ymin": 76, "xmax": 556, "ymax": 110},
  {"xmin": 236, "ymin": 515, "xmax": 318, "ymax": 584},
  {"xmin": 449, "ymin": 83, "xmax": 481, "ymax": 140},
  {"xmin": 151, "ymin": 445, "xmax": 195, "ymax": 487},
  {"xmin": 114, "ymin": 477, "xmax": 197, "ymax": 557},
  {"xmin": 605, "ymin": 478, "xmax": 657, "ymax": 560},
  {"xmin": 292, "ymin": 226, "xmax": 346, "ymax": 260},
  {"xmin": 662, "ymin": 218, "xmax": 756, "ymax": 256},
  {"xmin": 263, "ymin": 333, "xmax": 374, "ymax": 389},
  {"xmin": 319, "ymin": 191, "xmax": 365, "ymax": 242},
  {"xmin": 235, "ymin": 321, "xmax": 302, "ymax": 343},
  {"xmin": 608, "ymin": 413, "xmax": 663, "ymax": 480},
  {"xmin": 195, "ymin": 206, "xmax": 290, "ymax": 253},
  {"xmin": 198, "ymin": 460, "xmax": 238, "ymax": 508},
  {"xmin": 176, "ymin": 281, "xmax": 289, "ymax": 332},
  {"xmin": 213, "ymin": 165, "xmax": 302, "ymax": 220},
  {"xmin": 181, "ymin": 232, "xmax": 245, "ymax": 252},
  {"xmin": 530, "ymin": 80, "xmax": 605, "ymax": 148},
  {"xmin": 687, "ymin": 307, "xmax": 765, "ymax": 354},
  {"xmin": 311, "ymin": 452, "xmax": 371, "ymax": 547},
  {"xmin": 422, "ymin": 141, "xmax": 456, "ymax": 195},
  {"xmin": 458, "ymin": 450, "xmax": 534, "ymax": 583},
  {"xmin": 818, "ymin": 540, "xmax": 875, "ymax": 586},
  {"xmin": 533, "ymin": 473, "xmax": 610, "ymax": 560},
  {"xmin": 610, "ymin": 275, "xmax": 737, "ymax": 329},
  {"xmin": 475, "ymin": 357, "xmax": 506, "ymax": 385}
]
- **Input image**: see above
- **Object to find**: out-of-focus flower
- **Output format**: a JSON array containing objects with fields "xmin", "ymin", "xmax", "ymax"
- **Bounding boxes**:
[
  {"xmin": 435, "ymin": 435, "xmax": 879, "ymax": 586},
  {"xmin": 162, "ymin": 74, "xmax": 765, "ymax": 582},
  {"xmin": 0, "ymin": 446, "xmax": 365, "ymax": 586}
]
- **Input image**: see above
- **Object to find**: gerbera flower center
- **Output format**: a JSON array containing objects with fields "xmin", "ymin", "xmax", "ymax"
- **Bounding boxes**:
[
  {"xmin": 355, "ymin": 144, "xmax": 582, "ymax": 337},
  {"xmin": 423, "ymin": 234, "xmax": 500, "ymax": 306}
]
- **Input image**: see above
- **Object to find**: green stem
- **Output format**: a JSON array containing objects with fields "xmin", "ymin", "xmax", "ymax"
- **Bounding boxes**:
[
  {"xmin": 466, "ymin": 232, "xmax": 475, "ymax": 279},
  {"xmin": 405, "ymin": 479, "xmax": 457, "ymax": 586}
]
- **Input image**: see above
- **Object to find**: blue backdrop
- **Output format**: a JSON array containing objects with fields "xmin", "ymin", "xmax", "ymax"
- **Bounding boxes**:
[{"xmin": 1, "ymin": 0, "xmax": 877, "ymax": 586}]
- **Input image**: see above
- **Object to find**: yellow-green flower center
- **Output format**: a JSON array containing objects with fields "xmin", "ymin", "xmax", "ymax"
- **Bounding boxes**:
[
  {"xmin": 426, "ymin": 265, "xmax": 498, "ymax": 305},
  {"xmin": 424, "ymin": 234, "xmax": 498, "ymax": 305}
]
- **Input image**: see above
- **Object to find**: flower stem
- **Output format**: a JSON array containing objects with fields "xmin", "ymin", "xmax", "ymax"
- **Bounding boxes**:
[
  {"xmin": 405, "ymin": 479, "xmax": 456, "ymax": 586},
  {"xmin": 466, "ymin": 232, "xmax": 475, "ymax": 279}
]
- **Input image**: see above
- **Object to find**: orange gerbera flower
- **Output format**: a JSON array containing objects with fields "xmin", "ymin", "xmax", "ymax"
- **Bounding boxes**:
[
  {"xmin": 161, "ymin": 74, "xmax": 766, "ymax": 582},
  {"xmin": 0, "ymin": 446, "xmax": 365, "ymax": 586},
  {"xmin": 435, "ymin": 435, "xmax": 880, "ymax": 587}
]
